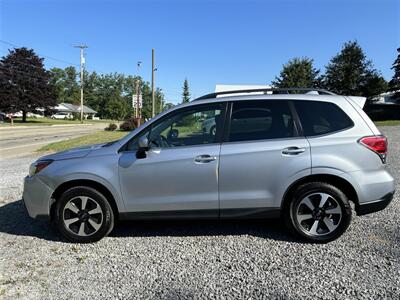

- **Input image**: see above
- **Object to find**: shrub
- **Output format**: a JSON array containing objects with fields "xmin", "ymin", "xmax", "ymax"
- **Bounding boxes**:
[
  {"xmin": 105, "ymin": 123, "xmax": 118, "ymax": 131},
  {"xmin": 119, "ymin": 117, "xmax": 137, "ymax": 131}
]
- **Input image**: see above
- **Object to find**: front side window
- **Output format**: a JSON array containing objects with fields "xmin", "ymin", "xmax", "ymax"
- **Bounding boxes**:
[
  {"xmin": 228, "ymin": 100, "xmax": 295, "ymax": 142},
  {"xmin": 125, "ymin": 104, "xmax": 224, "ymax": 151},
  {"xmin": 294, "ymin": 101, "xmax": 354, "ymax": 136}
]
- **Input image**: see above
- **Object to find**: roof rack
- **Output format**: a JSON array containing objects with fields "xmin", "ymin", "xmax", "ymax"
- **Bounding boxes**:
[{"xmin": 194, "ymin": 88, "xmax": 336, "ymax": 101}]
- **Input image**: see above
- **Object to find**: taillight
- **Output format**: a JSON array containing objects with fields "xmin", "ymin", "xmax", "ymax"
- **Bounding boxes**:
[{"xmin": 358, "ymin": 135, "xmax": 387, "ymax": 163}]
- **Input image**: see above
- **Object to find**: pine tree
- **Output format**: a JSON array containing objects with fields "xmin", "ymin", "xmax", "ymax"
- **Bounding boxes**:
[
  {"xmin": 0, "ymin": 47, "xmax": 57, "ymax": 121},
  {"xmin": 182, "ymin": 78, "xmax": 190, "ymax": 103},
  {"xmin": 388, "ymin": 47, "xmax": 400, "ymax": 100},
  {"xmin": 273, "ymin": 57, "xmax": 321, "ymax": 89},
  {"xmin": 323, "ymin": 41, "xmax": 387, "ymax": 98}
]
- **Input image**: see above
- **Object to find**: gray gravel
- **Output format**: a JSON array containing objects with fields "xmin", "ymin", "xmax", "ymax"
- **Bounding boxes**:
[{"xmin": 0, "ymin": 126, "xmax": 399, "ymax": 299}]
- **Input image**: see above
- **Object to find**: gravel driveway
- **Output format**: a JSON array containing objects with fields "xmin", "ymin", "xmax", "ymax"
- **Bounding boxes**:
[{"xmin": 0, "ymin": 126, "xmax": 399, "ymax": 299}]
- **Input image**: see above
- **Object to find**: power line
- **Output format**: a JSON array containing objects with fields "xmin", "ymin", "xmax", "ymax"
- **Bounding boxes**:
[
  {"xmin": 0, "ymin": 59, "xmax": 74, "ymax": 75},
  {"xmin": 0, "ymin": 39, "xmax": 80, "ymax": 67},
  {"xmin": 1, "ymin": 40, "xmax": 114, "ymax": 76},
  {"xmin": 0, "ymin": 67, "xmax": 53, "ymax": 83}
]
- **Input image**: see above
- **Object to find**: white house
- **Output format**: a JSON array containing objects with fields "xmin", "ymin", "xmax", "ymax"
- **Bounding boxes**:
[
  {"xmin": 54, "ymin": 103, "xmax": 98, "ymax": 119},
  {"xmin": 373, "ymin": 91, "xmax": 399, "ymax": 104}
]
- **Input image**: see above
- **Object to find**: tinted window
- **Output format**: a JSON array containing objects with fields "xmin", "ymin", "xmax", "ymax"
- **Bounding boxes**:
[
  {"xmin": 228, "ymin": 101, "xmax": 295, "ymax": 142},
  {"xmin": 125, "ymin": 104, "xmax": 224, "ymax": 150},
  {"xmin": 294, "ymin": 101, "xmax": 353, "ymax": 136}
]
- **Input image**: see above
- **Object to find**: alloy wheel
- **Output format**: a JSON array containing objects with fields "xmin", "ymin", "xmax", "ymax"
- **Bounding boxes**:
[
  {"xmin": 62, "ymin": 196, "xmax": 103, "ymax": 237},
  {"xmin": 295, "ymin": 192, "xmax": 342, "ymax": 236}
]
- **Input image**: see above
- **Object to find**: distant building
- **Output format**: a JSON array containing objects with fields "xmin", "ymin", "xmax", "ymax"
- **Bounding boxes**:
[
  {"xmin": 54, "ymin": 103, "xmax": 98, "ymax": 119},
  {"xmin": 373, "ymin": 91, "xmax": 399, "ymax": 105}
]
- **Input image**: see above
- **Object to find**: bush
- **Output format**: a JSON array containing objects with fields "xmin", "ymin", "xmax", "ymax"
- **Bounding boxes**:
[
  {"xmin": 105, "ymin": 123, "xmax": 118, "ymax": 131},
  {"xmin": 119, "ymin": 117, "xmax": 137, "ymax": 131}
]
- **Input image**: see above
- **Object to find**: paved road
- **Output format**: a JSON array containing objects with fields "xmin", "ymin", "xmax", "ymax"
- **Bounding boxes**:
[{"xmin": 0, "ymin": 123, "xmax": 106, "ymax": 159}]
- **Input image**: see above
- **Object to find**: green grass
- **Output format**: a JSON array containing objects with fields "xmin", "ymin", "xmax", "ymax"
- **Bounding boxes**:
[
  {"xmin": 38, "ymin": 130, "xmax": 129, "ymax": 152},
  {"xmin": 0, "ymin": 117, "xmax": 117, "ymax": 126},
  {"xmin": 374, "ymin": 120, "xmax": 400, "ymax": 126}
]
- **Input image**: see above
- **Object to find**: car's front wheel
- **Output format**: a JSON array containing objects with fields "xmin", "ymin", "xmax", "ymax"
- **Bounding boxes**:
[
  {"xmin": 284, "ymin": 182, "xmax": 352, "ymax": 243},
  {"xmin": 55, "ymin": 186, "xmax": 114, "ymax": 243}
]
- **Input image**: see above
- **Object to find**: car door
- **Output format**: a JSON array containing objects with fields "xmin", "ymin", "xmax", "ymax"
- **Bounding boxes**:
[
  {"xmin": 219, "ymin": 100, "xmax": 311, "ymax": 216},
  {"xmin": 118, "ymin": 103, "xmax": 226, "ymax": 217}
]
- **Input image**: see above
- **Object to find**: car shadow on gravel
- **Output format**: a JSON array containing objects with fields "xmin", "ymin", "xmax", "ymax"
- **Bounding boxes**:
[
  {"xmin": 0, "ymin": 200, "xmax": 297, "ymax": 243},
  {"xmin": 0, "ymin": 200, "xmax": 61, "ymax": 241},
  {"xmin": 112, "ymin": 219, "xmax": 297, "ymax": 242}
]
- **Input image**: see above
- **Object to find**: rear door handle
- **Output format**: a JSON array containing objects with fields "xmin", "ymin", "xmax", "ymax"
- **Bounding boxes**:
[
  {"xmin": 194, "ymin": 154, "xmax": 217, "ymax": 163},
  {"xmin": 282, "ymin": 147, "xmax": 306, "ymax": 155}
]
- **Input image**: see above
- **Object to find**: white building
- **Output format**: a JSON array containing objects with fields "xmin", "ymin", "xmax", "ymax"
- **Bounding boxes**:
[
  {"xmin": 373, "ymin": 91, "xmax": 399, "ymax": 105},
  {"xmin": 54, "ymin": 103, "xmax": 98, "ymax": 119}
]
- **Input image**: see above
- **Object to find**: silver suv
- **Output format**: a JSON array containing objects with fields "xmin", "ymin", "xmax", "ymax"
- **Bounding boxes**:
[{"xmin": 23, "ymin": 88, "xmax": 395, "ymax": 243}]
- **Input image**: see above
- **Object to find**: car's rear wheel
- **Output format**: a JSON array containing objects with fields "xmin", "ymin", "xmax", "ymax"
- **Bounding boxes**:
[
  {"xmin": 284, "ymin": 182, "xmax": 352, "ymax": 243},
  {"xmin": 55, "ymin": 186, "xmax": 114, "ymax": 243}
]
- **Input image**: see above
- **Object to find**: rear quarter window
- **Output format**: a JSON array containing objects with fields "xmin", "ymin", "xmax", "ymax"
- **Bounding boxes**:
[{"xmin": 294, "ymin": 101, "xmax": 354, "ymax": 136}]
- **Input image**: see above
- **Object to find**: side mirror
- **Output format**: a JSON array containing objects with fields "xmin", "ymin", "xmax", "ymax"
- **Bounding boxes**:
[
  {"xmin": 138, "ymin": 135, "xmax": 149, "ymax": 150},
  {"xmin": 136, "ymin": 136, "xmax": 149, "ymax": 159}
]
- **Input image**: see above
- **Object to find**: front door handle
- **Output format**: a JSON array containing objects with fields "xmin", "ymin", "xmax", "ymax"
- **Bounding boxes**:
[
  {"xmin": 282, "ymin": 147, "xmax": 306, "ymax": 155},
  {"xmin": 194, "ymin": 154, "xmax": 217, "ymax": 163}
]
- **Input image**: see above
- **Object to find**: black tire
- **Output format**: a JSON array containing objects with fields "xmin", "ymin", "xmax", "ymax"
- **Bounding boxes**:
[
  {"xmin": 55, "ymin": 186, "xmax": 114, "ymax": 243},
  {"xmin": 283, "ymin": 182, "xmax": 352, "ymax": 243}
]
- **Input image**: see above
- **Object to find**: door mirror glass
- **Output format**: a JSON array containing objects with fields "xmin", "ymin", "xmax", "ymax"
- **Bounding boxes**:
[
  {"xmin": 138, "ymin": 135, "xmax": 149, "ymax": 150},
  {"xmin": 136, "ymin": 136, "xmax": 149, "ymax": 159}
]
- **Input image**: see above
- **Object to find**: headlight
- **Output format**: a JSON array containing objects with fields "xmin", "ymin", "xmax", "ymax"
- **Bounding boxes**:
[{"xmin": 29, "ymin": 160, "xmax": 53, "ymax": 177}]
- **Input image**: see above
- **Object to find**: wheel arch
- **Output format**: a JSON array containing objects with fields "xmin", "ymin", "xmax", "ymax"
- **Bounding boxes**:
[
  {"xmin": 50, "ymin": 179, "xmax": 119, "ymax": 221},
  {"xmin": 281, "ymin": 174, "xmax": 359, "ymax": 212}
]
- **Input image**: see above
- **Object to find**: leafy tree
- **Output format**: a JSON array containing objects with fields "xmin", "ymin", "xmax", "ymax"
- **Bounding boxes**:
[
  {"xmin": 182, "ymin": 78, "xmax": 190, "ymax": 103},
  {"xmin": 47, "ymin": 66, "xmax": 165, "ymax": 120},
  {"xmin": 104, "ymin": 97, "xmax": 128, "ymax": 120},
  {"xmin": 49, "ymin": 66, "xmax": 80, "ymax": 103},
  {"xmin": 273, "ymin": 57, "xmax": 321, "ymax": 89},
  {"xmin": 0, "ymin": 47, "xmax": 57, "ymax": 122},
  {"xmin": 388, "ymin": 47, "xmax": 400, "ymax": 100},
  {"xmin": 323, "ymin": 41, "xmax": 387, "ymax": 98}
]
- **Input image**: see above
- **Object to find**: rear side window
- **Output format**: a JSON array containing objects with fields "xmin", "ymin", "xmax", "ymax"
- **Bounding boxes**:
[
  {"xmin": 228, "ymin": 100, "xmax": 295, "ymax": 142},
  {"xmin": 294, "ymin": 101, "xmax": 353, "ymax": 136}
]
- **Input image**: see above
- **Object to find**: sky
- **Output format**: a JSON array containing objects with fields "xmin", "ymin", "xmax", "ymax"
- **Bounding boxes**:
[{"xmin": 1, "ymin": 0, "xmax": 399, "ymax": 103}]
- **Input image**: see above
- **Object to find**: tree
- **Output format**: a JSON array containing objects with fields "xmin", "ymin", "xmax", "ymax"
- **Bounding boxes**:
[
  {"xmin": 273, "ymin": 57, "xmax": 321, "ymax": 89},
  {"xmin": 388, "ymin": 47, "xmax": 400, "ymax": 100},
  {"xmin": 323, "ymin": 41, "xmax": 387, "ymax": 98},
  {"xmin": 182, "ymin": 78, "xmax": 190, "ymax": 103},
  {"xmin": 48, "ymin": 66, "xmax": 80, "ymax": 103},
  {"xmin": 47, "ymin": 67, "xmax": 165, "ymax": 121},
  {"xmin": 0, "ymin": 47, "xmax": 57, "ymax": 122}
]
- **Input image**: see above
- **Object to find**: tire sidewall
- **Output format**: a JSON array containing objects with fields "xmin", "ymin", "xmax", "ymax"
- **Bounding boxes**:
[
  {"xmin": 55, "ymin": 186, "xmax": 114, "ymax": 243},
  {"xmin": 287, "ymin": 183, "xmax": 352, "ymax": 243}
]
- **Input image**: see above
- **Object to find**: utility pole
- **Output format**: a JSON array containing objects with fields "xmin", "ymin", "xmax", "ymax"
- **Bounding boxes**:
[
  {"xmin": 135, "ymin": 61, "xmax": 142, "ymax": 125},
  {"xmin": 151, "ymin": 48, "xmax": 155, "ymax": 117},
  {"xmin": 74, "ymin": 45, "xmax": 88, "ymax": 123}
]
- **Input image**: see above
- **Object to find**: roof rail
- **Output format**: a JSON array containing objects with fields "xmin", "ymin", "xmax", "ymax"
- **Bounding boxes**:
[{"xmin": 193, "ymin": 88, "xmax": 336, "ymax": 101}]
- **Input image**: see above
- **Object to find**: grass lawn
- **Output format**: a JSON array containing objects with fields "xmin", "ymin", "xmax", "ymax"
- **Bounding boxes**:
[
  {"xmin": 38, "ymin": 130, "xmax": 129, "ymax": 152},
  {"xmin": 374, "ymin": 120, "xmax": 400, "ymax": 126},
  {"xmin": 0, "ymin": 117, "xmax": 118, "ymax": 126}
]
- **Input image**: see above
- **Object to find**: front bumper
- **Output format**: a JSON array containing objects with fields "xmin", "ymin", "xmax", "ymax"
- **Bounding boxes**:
[
  {"xmin": 23, "ymin": 175, "xmax": 54, "ymax": 220},
  {"xmin": 356, "ymin": 191, "xmax": 395, "ymax": 216}
]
